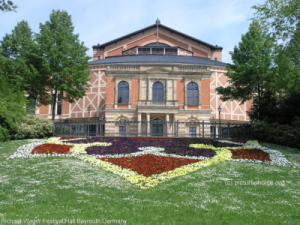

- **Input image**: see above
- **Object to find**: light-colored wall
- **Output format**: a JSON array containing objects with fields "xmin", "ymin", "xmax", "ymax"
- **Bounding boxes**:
[{"xmin": 210, "ymin": 67, "xmax": 251, "ymax": 121}]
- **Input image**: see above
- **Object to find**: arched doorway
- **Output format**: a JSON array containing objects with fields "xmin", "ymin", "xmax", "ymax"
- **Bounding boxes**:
[{"xmin": 151, "ymin": 118, "xmax": 164, "ymax": 136}]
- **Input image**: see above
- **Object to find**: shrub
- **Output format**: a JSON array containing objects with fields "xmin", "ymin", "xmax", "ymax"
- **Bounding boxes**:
[
  {"xmin": 252, "ymin": 118, "xmax": 300, "ymax": 149},
  {"xmin": 0, "ymin": 125, "xmax": 10, "ymax": 141},
  {"xmin": 14, "ymin": 114, "xmax": 54, "ymax": 139},
  {"xmin": 0, "ymin": 77, "xmax": 27, "ymax": 141}
]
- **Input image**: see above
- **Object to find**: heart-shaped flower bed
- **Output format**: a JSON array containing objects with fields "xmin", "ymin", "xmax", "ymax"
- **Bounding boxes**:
[{"xmin": 8, "ymin": 137, "xmax": 293, "ymax": 189}]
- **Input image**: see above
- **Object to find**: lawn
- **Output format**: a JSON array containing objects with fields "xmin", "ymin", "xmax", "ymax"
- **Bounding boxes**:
[{"xmin": 0, "ymin": 138, "xmax": 299, "ymax": 225}]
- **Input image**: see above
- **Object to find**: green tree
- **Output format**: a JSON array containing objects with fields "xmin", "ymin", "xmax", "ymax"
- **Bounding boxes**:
[
  {"xmin": 0, "ymin": 0, "xmax": 17, "ymax": 12},
  {"xmin": 284, "ymin": 22, "xmax": 300, "ymax": 94},
  {"xmin": 216, "ymin": 20, "xmax": 275, "ymax": 120},
  {"xmin": 252, "ymin": 0, "xmax": 300, "ymax": 41},
  {"xmin": 0, "ymin": 21, "xmax": 50, "ymax": 104},
  {"xmin": 36, "ymin": 10, "xmax": 91, "ymax": 120},
  {"xmin": 0, "ymin": 77, "xmax": 27, "ymax": 141}
]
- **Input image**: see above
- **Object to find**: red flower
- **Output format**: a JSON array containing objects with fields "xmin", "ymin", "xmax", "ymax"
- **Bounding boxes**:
[
  {"xmin": 99, "ymin": 154, "xmax": 202, "ymax": 177},
  {"xmin": 230, "ymin": 149, "xmax": 271, "ymax": 161},
  {"xmin": 32, "ymin": 143, "xmax": 73, "ymax": 154},
  {"xmin": 60, "ymin": 137, "xmax": 76, "ymax": 140}
]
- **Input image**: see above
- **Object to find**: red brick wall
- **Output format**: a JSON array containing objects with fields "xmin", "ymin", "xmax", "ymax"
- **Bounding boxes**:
[
  {"xmin": 127, "ymin": 33, "xmax": 188, "ymax": 49},
  {"xmin": 106, "ymin": 77, "xmax": 115, "ymax": 108},
  {"xmin": 131, "ymin": 78, "xmax": 139, "ymax": 107},
  {"xmin": 177, "ymin": 79, "xmax": 185, "ymax": 109},
  {"xmin": 192, "ymin": 47, "xmax": 208, "ymax": 57},
  {"xmin": 201, "ymin": 78, "xmax": 210, "ymax": 106},
  {"xmin": 107, "ymin": 47, "xmax": 123, "ymax": 57}
]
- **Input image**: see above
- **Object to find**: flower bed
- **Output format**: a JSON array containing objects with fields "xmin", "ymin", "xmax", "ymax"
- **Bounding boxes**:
[
  {"xmin": 31, "ymin": 143, "xmax": 73, "ymax": 155},
  {"xmin": 7, "ymin": 137, "xmax": 293, "ymax": 189},
  {"xmin": 230, "ymin": 148, "xmax": 271, "ymax": 161},
  {"xmin": 100, "ymin": 154, "xmax": 202, "ymax": 177}
]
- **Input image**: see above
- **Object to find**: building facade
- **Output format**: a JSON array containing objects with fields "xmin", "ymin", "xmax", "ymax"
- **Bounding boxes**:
[{"xmin": 38, "ymin": 21, "xmax": 251, "ymax": 136}]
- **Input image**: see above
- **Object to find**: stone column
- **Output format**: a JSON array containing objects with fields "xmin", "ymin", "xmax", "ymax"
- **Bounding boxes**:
[
  {"xmin": 147, "ymin": 113, "xmax": 150, "ymax": 136},
  {"xmin": 165, "ymin": 114, "xmax": 169, "ymax": 137},
  {"xmin": 137, "ymin": 113, "xmax": 141, "ymax": 136}
]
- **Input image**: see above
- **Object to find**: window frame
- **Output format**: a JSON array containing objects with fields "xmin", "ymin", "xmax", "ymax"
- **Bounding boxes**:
[
  {"xmin": 152, "ymin": 81, "xmax": 164, "ymax": 101},
  {"xmin": 186, "ymin": 82, "xmax": 199, "ymax": 106},
  {"xmin": 117, "ymin": 81, "xmax": 129, "ymax": 104}
]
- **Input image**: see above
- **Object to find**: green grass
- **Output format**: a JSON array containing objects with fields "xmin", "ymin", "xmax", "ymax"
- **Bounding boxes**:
[{"xmin": 0, "ymin": 139, "xmax": 299, "ymax": 225}]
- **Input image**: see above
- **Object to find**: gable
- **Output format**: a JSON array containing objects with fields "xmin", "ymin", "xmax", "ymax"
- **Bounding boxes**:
[{"xmin": 92, "ymin": 23, "xmax": 222, "ymax": 61}]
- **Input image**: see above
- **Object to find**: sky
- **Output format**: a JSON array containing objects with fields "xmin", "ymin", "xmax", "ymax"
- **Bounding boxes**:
[{"xmin": 0, "ymin": 0, "xmax": 266, "ymax": 63}]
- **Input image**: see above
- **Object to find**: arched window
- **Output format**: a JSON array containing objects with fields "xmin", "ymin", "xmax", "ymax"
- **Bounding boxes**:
[
  {"xmin": 187, "ymin": 82, "xmax": 199, "ymax": 105},
  {"xmin": 118, "ymin": 81, "xmax": 129, "ymax": 104},
  {"xmin": 152, "ymin": 82, "xmax": 164, "ymax": 101}
]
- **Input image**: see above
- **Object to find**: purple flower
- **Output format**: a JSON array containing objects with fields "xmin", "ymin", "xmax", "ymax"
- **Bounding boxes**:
[{"xmin": 66, "ymin": 137, "xmax": 241, "ymax": 158}]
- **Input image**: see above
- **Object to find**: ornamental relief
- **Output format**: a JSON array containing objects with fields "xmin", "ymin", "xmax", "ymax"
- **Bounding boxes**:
[
  {"xmin": 123, "ymin": 47, "xmax": 138, "ymax": 55},
  {"xmin": 178, "ymin": 48, "xmax": 193, "ymax": 56}
]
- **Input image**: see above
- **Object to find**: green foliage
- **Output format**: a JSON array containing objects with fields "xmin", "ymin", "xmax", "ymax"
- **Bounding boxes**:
[
  {"xmin": 14, "ymin": 114, "xmax": 54, "ymax": 139},
  {"xmin": 0, "ymin": 21, "xmax": 50, "ymax": 104},
  {"xmin": 0, "ymin": 10, "xmax": 91, "ymax": 121},
  {"xmin": 36, "ymin": 10, "xmax": 91, "ymax": 109},
  {"xmin": 216, "ymin": 20, "xmax": 277, "ymax": 122},
  {"xmin": 252, "ymin": 0, "xmax": 300, "ymax": 41},
  {"xmin": 252, "ymin": 118, "xmax": 300, "ymax": 148},
  {"xmin": 0, "ymin": 125, "xmax": 10, "ymax": 141},
  {"xmin": 0, "ymin": 77, "xmax": 27, "ymax": 141},
  {"xmin": 216, "ymin": 20, "xmax": 274, "ymax": 104},
  {"xmin": 0, "ymin": 0, "xmax": 17, "ymax": 12}
]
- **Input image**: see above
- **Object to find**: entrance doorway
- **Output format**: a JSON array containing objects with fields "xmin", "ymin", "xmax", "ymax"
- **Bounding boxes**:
[{"xmin": 151, "ymin": 118, "xmax": 164, "ymax": 136}]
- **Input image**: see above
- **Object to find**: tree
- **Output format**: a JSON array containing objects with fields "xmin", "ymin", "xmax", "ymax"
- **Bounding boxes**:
[
  {"xmin": 36, "ymin": 10, "xmax": 91, "ymax": 120},
  {"xmin": 0, "ymin": 77, "xmax": 27, "ymax": 141},
  {"xmin": 216, "ymin": 20, "xmax": 275, "ymax": 120},
  {"xmin": 0, "ymin": 0, "xmax": 17, "ymax": 12},
  {"xmin": 284, "ymin": 22, "xmax": 300, "ymax": 94},
  {"xmin": 0, "ymin": 21, "xmax": 50, "ymax": 104},
  {"xmin": 252, "ymin": 0, "xmax": 300, "ymax": 41}
]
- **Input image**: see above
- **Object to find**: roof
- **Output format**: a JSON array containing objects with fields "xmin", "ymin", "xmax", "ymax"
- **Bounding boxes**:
[
  {"xmin": 93, "ymin": 23, "xmax": 223, "ymax": 51},
  {"xmin": 90, "ymin": 55, "xmax": 227, "ymax": 67}
]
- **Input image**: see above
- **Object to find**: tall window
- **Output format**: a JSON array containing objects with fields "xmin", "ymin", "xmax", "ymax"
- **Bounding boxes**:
[
  {"xmin": 187, "ymin": 82, "xmax": 199, "ymax": 105},
  {"xmin": 51, "ymin": 94, "xmax": 62, "ymax": 115},
  {"xmin": 118, "ymin": 81, "xmax": 129, "ymax": 104},
  {"xmin": 152, "ymin": 82, "xmax": 164, "ymax": 101}
]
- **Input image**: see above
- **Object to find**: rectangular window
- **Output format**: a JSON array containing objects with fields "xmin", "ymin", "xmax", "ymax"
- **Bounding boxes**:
[
  {"xmin": 57, "ymin": 102, "xmax": 62, "ymax": 115},
  {"xmin": 152, "ymin": 48, "xmax": 164, "ymax": 55},
  {"xmin": 138, "ymin": 48, "xmax": 151, "ymax": 55},
  {"xmin": 165, "ymin": 48, "xmax": 177, "ymax": 55},
  {"xmin": 51, "ymin": 94, "xmax": 62, "ymax": 115},
  {"xmin": 119, "ymin": 126, "xmax": 126, "ymax": 136},
  {"xmin": 187, "ymin": 90, "xmax": 198, "ymax": 105},
  {"xmin": 189, "ymin": 127, "xmax": 196, "ymax": 137}
]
